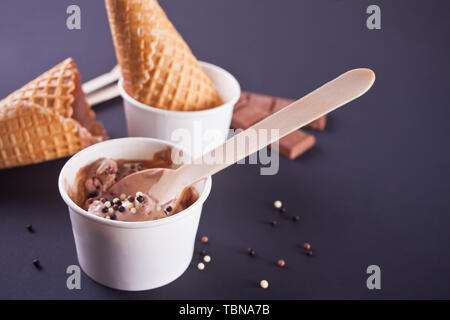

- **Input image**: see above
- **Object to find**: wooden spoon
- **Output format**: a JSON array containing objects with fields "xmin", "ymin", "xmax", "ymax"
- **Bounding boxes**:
[{"xmin": 108, "ymin": 68, "xmax": 375, "ymax": 207}]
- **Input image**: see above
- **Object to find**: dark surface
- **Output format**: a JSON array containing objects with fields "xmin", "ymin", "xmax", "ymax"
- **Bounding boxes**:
[{"xmin": 0, "ymin": 0, "xmax": 449, "ymax": 299}]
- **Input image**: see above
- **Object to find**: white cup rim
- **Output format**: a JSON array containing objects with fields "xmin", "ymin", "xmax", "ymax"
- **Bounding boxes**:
[
  {"xmin": 58, "ymin": 137, "xmax": 212, "ymax": 230},
  {"xmin": 118, "ymin": 61, "xmax": 241, "ymax": 118}
]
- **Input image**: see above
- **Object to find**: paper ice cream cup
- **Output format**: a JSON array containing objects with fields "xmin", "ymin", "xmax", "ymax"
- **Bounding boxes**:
[
  {"xmin": 58, "ymin": 137, "xmax": 212, "ymax": 291},
  {"xmin": 119, "ymin": 61, "xmax": 241, "ymax": 158}
]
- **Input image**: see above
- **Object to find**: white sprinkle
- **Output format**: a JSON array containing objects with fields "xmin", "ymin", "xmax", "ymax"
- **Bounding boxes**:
[
  {"xmin": 136, "ymin": 191, "xmax": 143, "ymax": 197},
  {"xmin": 203, "ymin": 255, "xmax": 211, "ymax": 263},
  {"xmin": 108, "ymin": 207, "xmax": 114, "ymax": 214},
  {"xmin": 105, "ymin": 201, "xmax": 112, "ymax": 208},
  {"xmin": 105, "ymin": 216, "xmax": 111, "ymax": 220},
  {"xmin": 127, "ymin": 202, "xmax": 134, "ymax": 209},
  {"xmin": 273, "ymin": 200, "xmax": 282, "ymax": 209},
  {"xmin": 120, "ymin": 194, "xmax": 127, "ymax": 201},
  {"xmin": 260, "ymin": 280, "xmax": 269, "ymax": 289},
  {"xmin": 197, "ymin": 262, "xmax": 205, "ymax": 271},
  {"xmin": 130, "ymin": 208, "xmax": 137, "ymax": 214}
]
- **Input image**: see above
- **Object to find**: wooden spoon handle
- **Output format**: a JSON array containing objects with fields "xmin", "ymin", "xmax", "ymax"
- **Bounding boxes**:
[
  {"xmin": 177, "ymin": 68, "xmax": 375, "ymax": 183},
  {"xmin": 82, "ymin": 65, "xmax": 120, "ymax": 95}
]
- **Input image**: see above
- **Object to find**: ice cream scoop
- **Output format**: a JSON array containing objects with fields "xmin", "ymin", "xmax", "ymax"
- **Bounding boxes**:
[{"xmin": 109, "ymin": 68, "xmax": 376, "ymax": 208}]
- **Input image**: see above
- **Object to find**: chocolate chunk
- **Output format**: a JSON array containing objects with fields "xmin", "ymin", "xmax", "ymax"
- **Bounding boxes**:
[
  {"xmin": 88, "ymin": 190, "xmax": 99, "ymax": 198},
  {"xmin": 136, "ymin": 195, "xmax": 144, "ymax": 203}
]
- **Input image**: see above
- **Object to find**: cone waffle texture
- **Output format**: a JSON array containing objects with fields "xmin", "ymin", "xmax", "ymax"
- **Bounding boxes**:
[
  {"xmin": 0, "ymin": 58, "xmax": 106, "ymax": 169},
  {"xmin": 105, "ymin": 0, "xmax": 223, "ymax": 111}
]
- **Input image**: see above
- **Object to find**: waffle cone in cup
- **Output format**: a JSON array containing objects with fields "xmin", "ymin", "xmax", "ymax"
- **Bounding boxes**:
[
  {"xmin": 0, "ymin": 58, "xmax": 107, "ymax": 169},
  {"xmin": 105, "ymin": 0, "xmax": 223, "ymax": 111}
]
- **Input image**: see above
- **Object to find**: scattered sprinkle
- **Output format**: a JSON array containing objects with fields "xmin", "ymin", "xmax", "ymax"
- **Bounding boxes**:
[
  {"xmin": 260, "ymin": 280, "xmax": 269, "ymax": 289},
  {"xmin": 100, "ymin": 198, "xmax": 107, "ymax": 203},
  {"xmin": 112, "ymin": 198, "xmax": 120, "ymax": 204},
  {"xmin": 120, "ymin": 194, "xmax": 127, "ymax": 201},
  {"xmin": 306, "ymin": 251, "xmax": 313, "ymax": 257},
  {"xmin": 201, "ymin": 236, "xmax": 209, "ymax": 244},
  {"xmin": 203, "ymin": 255, "xmax": 211, "ymax": 263},
  {"xmin": 127, "ymin": 196, "xmax": 135, "ymax": 202},
  {"xmin": 33, "ymin": 259, "xmax": 42, "ymax": 270},
  {"xmin": 102, "ymin": 207, "xmax": 108, "ymax": 213},
  {"xmin": 277, "ymin": 259, "xmax": 286, "ymax": 267},
  {"xmin": 136, "ymin": 195, "xmax": 145, "ymax": 203},
  {"xmin": 270, "ymin": 220, "xmax": 278, "ymax": 226},
  {"xmin": 273, "ymin": 200, "xmax": 282, "ymax": 209},
  {"xmin": 200, "ymin": 249, "xmax": 207, "ymax": 256},
  {"xmin": 105, "ymin": 216, "xmax": 111, "ymax": 220},
  {"xmin": 26, "ymin": 224, "xmax": 34, "ymax": 233},
  {"xmin": 197, "ymin": 262, "xmax": 205, "ymax": 270},
  {"xmin": 110, "ymin": 213, "xmax": 117, "ymax": 220},
  {"xmin": 105, "ymin": 201, "xmax": 112, "ymax": 208},
  {"xmin": 279, "ymin": 207, "xmax": 287, "ymax": 213},
  {"xmin": 118, "ymin": 206, "xmax": 125, "ymax": 212},
  {"xmin": 127, "ymin": 202, "xmax": 134, "ymax": 209},
  {"xmin": 156, "ymin": 205, "xmax": 162, "ymax": 211},
  {"xmin": 303, "ymin": 243, "xmax": 311, "ymax": 251},
  {"xmin": 108, "ymin": 207, "xmax": 114, "ymax": 214},
  {"xmin": 292, "ymin": 216, "xmax": 300, "ymax": 222},
  {"xmin": 136, "ymin": 191, "xmax": 143, "ymax": 197},
  {"xmin": 165, "ymin": 206, "xmax": 173, "ymax": 213},
  {"xmin": 248, "ymin": 248, "xmax": 256, "ymax": 256},
  {"xmin": 130, "ymin": 208, "xmax": 137, "ymax": 214}
]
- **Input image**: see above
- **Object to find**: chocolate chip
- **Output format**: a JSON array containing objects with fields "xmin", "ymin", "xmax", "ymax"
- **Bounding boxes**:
[
  {"xmin": 127, "ymin": 196, "xmax": 135, "ymax": 202},
  {"xmin": 102, "ymin": 207, "xmax": 108, "ymax": 213},
  {"xmin": 33, "ymin": 259, "xmax": 42, "ymax": 270},
  {"xmin": 110, "ymin": 214, "xmax": 117, "ymax": 220},
  {"xmin": 26, "ymin": 224, "xmax": 34, "ymax": 233},
  {"xmin": 88, "ymin": 190, "xmax": 99, "ymax": 198},
  {"xmin": 113, "ymin": 204, "xmax": 119, "ymax": 211},
  {"xmin": 118, "ymin": 206, "xmax": 125, "ymax": 212},
  {"xmin": 165, "ymin": 206, "xmax": 173, "ymax": 213},
  {"xmin": 200, "ymin": 249, "xmax": 207, "ymax": 256},
  {"xmin": 136, "ymin": 195, "xmax": 144, "ymax": 203},
  {"xmin": 113, "ymin": 199, "xmax": 122, "ymax": 206}
]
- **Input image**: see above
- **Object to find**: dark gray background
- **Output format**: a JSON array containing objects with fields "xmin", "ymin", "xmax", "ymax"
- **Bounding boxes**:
[{"xmin": 0, "ymin": 0, "xmax": 449, "ymax": 299}]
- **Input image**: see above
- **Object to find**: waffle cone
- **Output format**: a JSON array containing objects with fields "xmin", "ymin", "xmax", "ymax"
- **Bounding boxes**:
[
  {"xmin": 105, "ymin": 0, "xmax": 223, "ymax": 111},
  {"xmin": 0, "ymin": 58, "xmax": 107, "ymax": 169}
]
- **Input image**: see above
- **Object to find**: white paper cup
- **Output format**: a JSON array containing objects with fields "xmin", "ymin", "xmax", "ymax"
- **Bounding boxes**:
[
  {"xmin": 119, "ymin": 61, "xmax": 241, "ymax": 158},
  {"xmin": 58, "ymin": 138, "xmax": 212, "ymax": 291}
]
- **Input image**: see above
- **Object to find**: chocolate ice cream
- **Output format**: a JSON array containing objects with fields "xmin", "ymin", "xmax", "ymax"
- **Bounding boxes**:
[{"xmin": 73, "ymin": 148, "xmax": 199, "ymax": 222}]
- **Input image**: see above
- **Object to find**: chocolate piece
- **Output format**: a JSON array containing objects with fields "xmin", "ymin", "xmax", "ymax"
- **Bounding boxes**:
[
  {"xmin": 88, "ymin": 190, "xmax": 99, "ymax": 198},
  {"xmin": 26, "ymin": 224, "xmax": 34, "ymax": 233},
  {"xmin": 248, "ymin": 248, "xmax": 256, "ymax": 256},
  {"xmin": 231, "ymin": 93, "xmax": 274, "ymax": 129},
  {"xmin": 118, "ymin": 205, "xmax": 125, "ymax": 212},
  {"xmin": 272, "ymin": 130, "xmax": 316, "ymax": 160}
]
